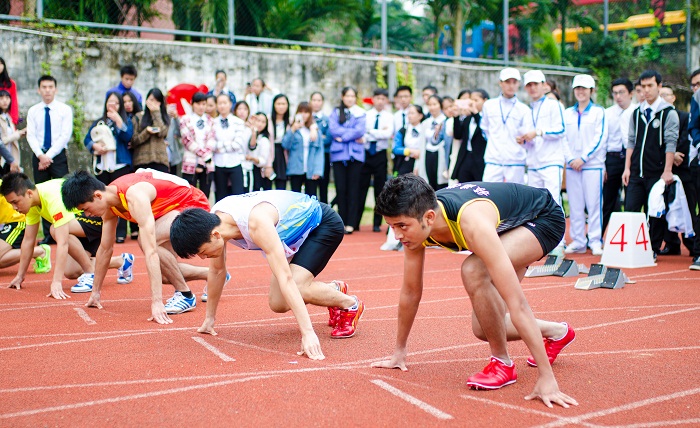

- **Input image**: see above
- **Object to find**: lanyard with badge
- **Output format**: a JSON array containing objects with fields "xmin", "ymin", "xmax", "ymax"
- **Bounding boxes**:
[{"xmin": 500, "ymin": 96, "xmax": 516, "ymax": 125}]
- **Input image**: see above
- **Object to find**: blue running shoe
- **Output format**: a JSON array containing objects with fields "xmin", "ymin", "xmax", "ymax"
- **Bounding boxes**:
[
  {"xmin": 117, "ymin": 253, "xmax": 135, "ymax": 284},
  {"xmin": 202, "ymin": 272, "xmax": 230, "ymax": 302},
  {"xmin": 164, "ymin": 291, "xmax": 196, "ymax": 314},
  {"xmin": 71, "ymin": 273, "xmax": 94, "ymax": 293}
]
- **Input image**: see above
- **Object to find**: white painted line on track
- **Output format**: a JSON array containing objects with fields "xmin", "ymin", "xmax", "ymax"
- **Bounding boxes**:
[
  {"xmin": 217, "ymin": 337, "xmax": 295, "ymax": 357},
  {"xmin": 576, "ymin": 306, "xmax": 700, "ymax": 331},
  {"xmin": 73, "ymin": 307, "xmax": 96, "ymax": 325},
  {"xmin": 533, "ymin": 386, "xmax": 700, "ymax": 428},
  {"xmin": 0, "ymin": 374, "xmax": 275, "ymax": 420},
  {"xmin": 370, "ymin": 379, "xmax": 454, "ymax": 420},
  {"xmin": 604, "ymin": 418, "xmax": 700, "ymax": 427},
  {"xmin": 191, "ymin": 336, "xmax": 235, "ymax": 362},
  {"xmin": 0, "ymin": 331, "xmax": 156, "ymax": 352},
  {"xmin": 459, "ymin": 395, "xmax": 584, "ymax": 425}
]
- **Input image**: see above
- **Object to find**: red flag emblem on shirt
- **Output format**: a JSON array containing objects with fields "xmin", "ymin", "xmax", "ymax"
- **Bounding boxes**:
[{"xmin": 53, "ymin": 212, "xmax": 63, "ymax": 222}]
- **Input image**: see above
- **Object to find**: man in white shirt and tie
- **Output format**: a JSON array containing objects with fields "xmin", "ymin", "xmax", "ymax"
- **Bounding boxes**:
[
  {"xmin": 602, "ymin": 78, "xmax": 635, "ymax": 233},
  {"xmin": 25, "ymin": 75, "xmax": 73, "ymax": 245},
  {"xmin": 358, "ymin": 88, "xmax": 394, "ymax": 232},
  {"xmin": 393, "ymin": 85, "xmax": 413, "ymax": 133}
]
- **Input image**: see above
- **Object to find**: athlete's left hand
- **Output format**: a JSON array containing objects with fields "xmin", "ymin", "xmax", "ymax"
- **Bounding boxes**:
[
  {"xmin": 525, "ymin": 377, "xmax": 579, "ymax": 408},
  {"xmin": 198, "ymin": 317, "xmax": 217, "ymax": 336},
  {"xmin": 297, "ymin": 332, "xmax": 325, "ymax": 360}
]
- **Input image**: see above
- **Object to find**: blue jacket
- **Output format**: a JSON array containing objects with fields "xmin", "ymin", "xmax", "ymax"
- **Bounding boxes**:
[
  {"xmin": 314, "ymin": 113, "xmax": 333, "ymax": 153},
  {"xmin": 281, "ymin": 129, "xmax": 324, "ymax": 178},
  {"xmin": 84, "ymin": 118, "xmax": 134, "ymax": 165},
  {"xmin": 328, "ymin": 106, "xmax": 366, "ymax": 163}
]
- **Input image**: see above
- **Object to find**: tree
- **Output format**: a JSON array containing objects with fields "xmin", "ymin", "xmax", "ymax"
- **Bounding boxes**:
[{"xmin": 353, "ymin": 0, "xmax": 431, "ymax": 51}]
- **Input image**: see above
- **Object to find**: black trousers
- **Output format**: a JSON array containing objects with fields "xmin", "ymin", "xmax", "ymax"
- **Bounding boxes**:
[
  {"xmin": 289, "ymin": 174, "xmax": 319, "ymax": 197},
  {"xmin": 134, "ymin": 162, "xmax": 169, "ymax": 173},
  {"xmin": 332, "ymin": 159, "xmax": 363, "ymax": 229},
  {"xmin": 214, "ymin": 165, "xmax": 245, "ymax": 202},
  {"xmin": 183, "ymin": 168, "xmax": 212, "ymax": 199},
  {"xmin": 357, "ymin": 149, "xmax": 387, "ymax": 229},
  {"xmin": 602, "ymin": 151, "xmax": 626, "ymax": 233},
  {"xmin": 33, "ymin": 149, "xmax": 69, "ymax": 241},
  {"xmin": 625, "ymin": 176, "xmax": 667, "ymax": 253},
  {"xmin": 663, "ymin": 169, "xmax": 698, "ymax": 256},
  {"xmin": 96, "ymin": 165, "xmax": 132, "ymax": 239},
  {"xmin": 319, "ymin": 152, "xmax": 331, "ymax": 204}
]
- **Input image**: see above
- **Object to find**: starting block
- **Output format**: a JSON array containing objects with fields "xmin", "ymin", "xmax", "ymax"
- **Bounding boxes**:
[
  {"xmin": 525, "ymin": 257, "xmax": 579, "ymax": 278},
  {"xmin": 574, "ymin": 263, "xmax": 633, "ymax": 290}
]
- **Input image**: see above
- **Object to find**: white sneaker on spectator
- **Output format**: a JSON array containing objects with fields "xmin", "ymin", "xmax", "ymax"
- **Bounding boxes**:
[
  {"xmin": 564, "ymin": 244, "xmax": 586, "ymax": 254},
  {"xmin": 590, "ymin": 245, "xmax": 604, "ymax": 256}
]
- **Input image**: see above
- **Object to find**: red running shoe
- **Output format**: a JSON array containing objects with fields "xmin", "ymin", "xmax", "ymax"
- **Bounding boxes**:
[
  {"xmin": 331, "ymin": 297, "xmax": 364, "ymax": 338},
  {"xmin": 466, "ymin": 357, "xmax": 517, "ymax": 390},
  {"xmin": 328, "ymin": 280, "xmax": 349, "ymax": 327},
  {"xmin": 527, "ymin": 323, "xmax": 576, "ymax": 367}
]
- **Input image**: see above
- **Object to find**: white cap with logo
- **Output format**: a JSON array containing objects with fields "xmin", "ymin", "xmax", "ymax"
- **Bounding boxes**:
[
  {"xmin": 523, "ymin": 70, "xmax": 546, "ymax": 85},
  {"xmin": 499, "ymin": 67, "xmax": 521, "ymax": 82},
  {"xmin": 572, "ymin": 74, "xmax": 596, "ymax": 89}
]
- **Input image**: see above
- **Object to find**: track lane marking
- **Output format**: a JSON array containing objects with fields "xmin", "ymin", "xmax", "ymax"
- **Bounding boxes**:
[
  {"xmin": 371, "ymin": 379, "xmax": 454, "ymax": 420},
  {"xmin": 191, "ymin": 336, "xmax": 235, "ymax": 362},
  {"xmin": 73, "ymin": 307, "xmax": 96, "ymax": 325}
]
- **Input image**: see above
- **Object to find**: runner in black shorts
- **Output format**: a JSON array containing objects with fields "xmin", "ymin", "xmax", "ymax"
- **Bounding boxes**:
[
  {"xmin": 372, "ymin": 175, "xmax": 578, "ymax": 409},
  {"xmin": 0, "ymin": 221, "xmax": 51, "ymax": 272},
  {"xmin": 75, "ymin": 214, "xmax": 105, "ymax": 257},
  {"xmin": 169, "ymin": 190, "xmax": 365, "ymax": 361}
]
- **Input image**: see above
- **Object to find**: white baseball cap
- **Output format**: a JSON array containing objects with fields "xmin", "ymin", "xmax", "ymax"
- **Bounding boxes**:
[
  {"xmin": 499, "ymin": 67, "xmax": 521, "ymax": 81},
  {"xmin": 572, "ymin": 74, "xmax": 596, "ymax": 89},
  {"xmin": 523, "ymin": 70, "xmax": 546, "ymax": 85}
]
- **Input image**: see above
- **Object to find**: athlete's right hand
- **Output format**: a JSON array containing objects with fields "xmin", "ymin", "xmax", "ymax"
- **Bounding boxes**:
[
  {"xmin": 47, "ymin": 281, "xmax": 70, "ymax": 300},
  {"xmin": 371, "ymin": 349, "xmax": 408, "ymax": 371},
  {"xmin": 297, "ymin": 332, "xmax": 325, "ymax": 360},
  {"xmin": 148, "ymin": 302, "xmax": 173, "ymax": 324},
  {"xmin": 85, "ymin": 292, "xmax": 103, "ymax": 309},
  {"xmin": 198, "ymin": 317, "xmax": 217, "ymax": 336},
  {"xmin": 8, "ymin": 275, "xmax": 23, "ymax": 290}
]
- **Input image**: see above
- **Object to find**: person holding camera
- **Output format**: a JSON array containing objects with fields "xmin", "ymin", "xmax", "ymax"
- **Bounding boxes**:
[
  {"xmin": 131, "ymin": 88, "xmax": 170, "ymax": 173},
  {"xmin": 207, "ymin": 70, "xmax": 236, "ymax": 112},
  {"xmin": 282, "ymin": 102, "xmax": 323, "ymax": 197}
]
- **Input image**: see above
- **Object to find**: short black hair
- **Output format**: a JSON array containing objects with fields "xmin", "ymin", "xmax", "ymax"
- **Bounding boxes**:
[
  {"xmin": 170, "ymin": 208, "xmax": 222, "ymax": 258},
  {"xmin": 61, "ymin": 170, "xmax": 106, "ymax": 210},
  {"xmin": 457, "ymin": 89, "xmax": 472, "ymax": 99},
  {"xmin": 634, "ymin": 80, "xmax": 641, "ymax": 88},
  {"xmin": 0, "ymin": 172, "xmax": 35, "ymax": 196},
  {"xmin": 192, "ymin": 91, "xmax": 207, "ymax": 104},
  {"xmin": 690, "ymin": 68, "xmax": 700, "ymax": 82},
  {"xmin": 373, "ymin": 88, "xmax": 389, "ymax": 97},
  {"xmin": 395, "ymin": 85, "xmax": 412, "ymax": 96},
  {"xmin": 472, "ymin": 89, "xmax": 490, "ymax": 100},
  {"xmin": 610, "ymin": 78, "xmax": 634, "ymax": 93},
  {"xmin": 639, "ymin": 70, "xmax": 662, "ymax": 85},
  {"xmin": 310, "ymin": 91, "xmax": 324, "ymax": 101},
  {"xmin": 120, "ymin": 65, "xmax": 138, "ymax": 77},
  {"xmin": 376, "ymin": 175, "xmax": 438, "ymax": 220},
  {"xmin": 442, "ymin": 96, "xmax": 454, "ymax": 103},
  {"xmin": 37, "ymin": 75, "xmax": 56, "ymax": 87},
  {"xmin": 215, "ymin": 69, "xmax": 227, "ymax": 77},
  {"xmin": 422, "ymin": 85, "xmax": 438, "ymax": 94}
]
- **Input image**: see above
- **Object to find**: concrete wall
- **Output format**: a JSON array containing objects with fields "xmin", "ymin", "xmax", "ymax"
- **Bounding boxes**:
[{"xmin": 0, "ymin": 25, "xmax": 580, "ymax": 170}]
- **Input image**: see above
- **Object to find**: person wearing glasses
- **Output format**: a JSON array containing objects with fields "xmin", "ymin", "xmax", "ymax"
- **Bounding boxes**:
[{"xmin": 688, "ymin": 69, "xmax": 700, "ymax": 270}]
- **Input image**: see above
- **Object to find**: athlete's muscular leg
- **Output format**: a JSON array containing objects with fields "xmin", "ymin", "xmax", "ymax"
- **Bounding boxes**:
[
  {"xmin": 462, "ymin": 226, "xmax": 567, "ymax": 361},
  {"xmin": 267, "ymin": 265, "xmax": 355, "ymax": 313}
]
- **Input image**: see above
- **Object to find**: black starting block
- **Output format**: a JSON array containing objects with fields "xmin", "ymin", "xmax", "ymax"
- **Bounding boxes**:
[
  {"xmin": 574, "ymin": 264, "xmax": 631, "ymax": 290},
  {"xmin": 525, "ymin": 257, "xmax": 579, "ymax": 278}
]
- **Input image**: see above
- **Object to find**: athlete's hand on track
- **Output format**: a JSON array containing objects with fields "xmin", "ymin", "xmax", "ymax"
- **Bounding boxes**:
[
  {"xmin": 47, "ymin": 281, "xmax": 70, "ymax": 299},
  {"xmin": 371, "ymin": 349, "xmax": 408, "ymax": 371},
  {"xmin": 297, "ymin": 332, "xmax": 325, "ymax": 360},
  {"xmin": 148, "ymin": 302, "xmax": 173, "ymax": 324},
  {"xmin": 85, "ymin": 292, "xmax": 103, "ymax": 309},
  {"xmin": 198, "ymin": 317, "xmax": 217, "ymax": 336},
  {"xmin": 8, "ymin": 275, "xmax": 23, "ymax": 290},
  {"xmin": 525, "ymin": 377, "xmax": 579, "ymax": 408}
]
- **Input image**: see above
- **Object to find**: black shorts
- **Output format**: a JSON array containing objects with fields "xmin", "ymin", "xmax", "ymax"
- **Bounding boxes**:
[
  {"xmin": 521, "ymin": 194, "xmax": 566, "ymax": 257},
  {"xmin": 76, "ymin": 214, "xmax": 104, "ymax": 257},
  {"xmin": 290, "ymin": 203, "xmax": 344, "ymax": 277},
  {"xmin": 0, "ymin": 221, "xmax": 26, "ymax": 249}
]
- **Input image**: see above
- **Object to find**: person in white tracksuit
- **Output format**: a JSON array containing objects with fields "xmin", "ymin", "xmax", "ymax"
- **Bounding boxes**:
[
  {"xmin": 480, "ymin": 67, "xmax": 533, "ymax": 184},
  {"xmin": 520, "ymin": 70, "xmax": 567, "ymax": 255},
  {"xmin": 563, "ymin": 75, "xmax": 608, "ymax": 256}
]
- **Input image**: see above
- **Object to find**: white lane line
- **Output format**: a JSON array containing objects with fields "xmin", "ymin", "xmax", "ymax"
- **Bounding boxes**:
[
  {"xmin": 576, "ymin": 306, "xmax": 700, "ymax": 331},
  {"xmin": 0, "ymin": 374, "xmax": 275, "ymax": 420},
  {"xmin": 0, "ymin": 332, "xmax": 156, "ymax": 352},
  {"xmin": 191, "ymin": 336, "xmax": 235, "ymax": 362},
  {"xmin": 216, "ymin": 338, "xmax": 294, "ymax": 357},
  {"xmin": 459, "ymin": 395, "xmax": 584, "ymax": 425},
  {"xmin": 533, "ymin": 386, "xmax": 700, "ymax": 428},
  {"xmin": 73, "ymin": 307, "xmax": 96, "ymax": 325},
  {"xmin": 605, "ymin": 418, "xmax": 700, "ymax": 427},
  {"xmin": 370, "ymin": 379, "xmax": 454, "ymax": 420}
]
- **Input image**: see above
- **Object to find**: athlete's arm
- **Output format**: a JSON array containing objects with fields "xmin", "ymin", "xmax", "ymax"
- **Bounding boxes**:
[
  {"xmin": 86, "ymin": 212, "xmax": 118, "ymax": 309},
  {"xmin": 9, "ymin": 222, "xmax": 39, "ymax": 290},
  {"xmin": 125, "ymin": 182, "xmax": 172, "ymax": 325},
  {"xmin": 248, "ymin": 202, "xmax": 324, "ymax": 361},
  {"xmin": 198, "ymin": 242, "xmax": 227, "ymax": 336},
  {"xmin": 461, "ymin": 201, "xmax": 576, "ymax": 408},
  {"xmin": 372, "ymin": 241, "xmax": 425, "ymax": 371},
  {"xmin": 49, "ymin": 222, "xmax": 71, "ymax": 300}
]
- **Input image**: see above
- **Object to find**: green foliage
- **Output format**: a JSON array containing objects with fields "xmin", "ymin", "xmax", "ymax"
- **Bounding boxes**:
[
  {"xmin": 44, "ymin": 0, "xmax": 159, "ymax": 32},
  {"xmin": 375, "ymin": 61, "xmax": 387, "ymax": 89},
  {"xmin": 534, "ymin": 30, "xmax": 561, "ymax": 65}
]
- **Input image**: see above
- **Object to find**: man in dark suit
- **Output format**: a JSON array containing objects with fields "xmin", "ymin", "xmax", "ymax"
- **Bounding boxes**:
[
  {"xmin": 659, "ymin": 86, "xmax": 696, "ymax": 256},
  {"xmin": 451, "ymin": 89, "xmax": 489, "ymax": 182}
]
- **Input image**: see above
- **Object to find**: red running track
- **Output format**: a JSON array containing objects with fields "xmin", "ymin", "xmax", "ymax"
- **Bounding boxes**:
[{"xmin": 1, "ymin": 229, "xmax": 699, "ymax": 427}]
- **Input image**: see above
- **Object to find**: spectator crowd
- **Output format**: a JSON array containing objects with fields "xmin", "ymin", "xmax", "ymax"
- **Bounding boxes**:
[{"xmin": 1, "ymin": 58, "xmax": 699, "ymax": 273}]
